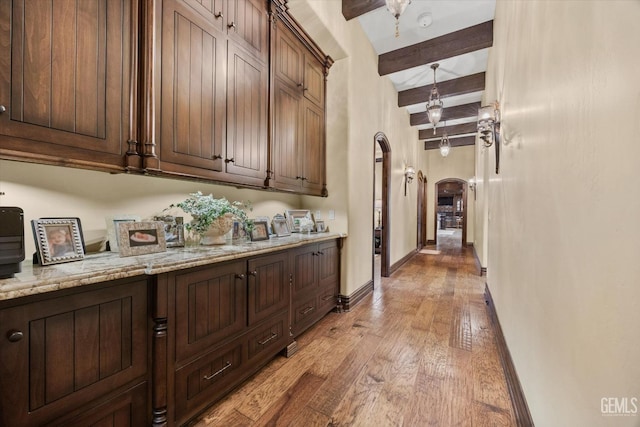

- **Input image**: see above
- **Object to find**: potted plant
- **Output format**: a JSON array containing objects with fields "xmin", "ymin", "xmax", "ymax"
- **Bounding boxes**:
[{"xmin": 171, "ymin": 192, "xmax": 252, "ymax": 245}]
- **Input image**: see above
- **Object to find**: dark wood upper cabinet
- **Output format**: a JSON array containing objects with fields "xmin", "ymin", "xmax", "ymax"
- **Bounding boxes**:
[
  {"xmin": 153, "ymin": 0, "xmax": 268, "ymax": 186},
  {"xmin": 269, "ymin": 6, "xmax": 332, "ymax": 196},
  {"xmin": 0, "ymin": 0, "xmax": 138, "ymax": 171}
]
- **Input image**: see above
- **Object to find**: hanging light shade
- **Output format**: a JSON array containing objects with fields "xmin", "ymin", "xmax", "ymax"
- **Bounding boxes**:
[
  {"xmin": 427, "ymin": 63, "xmax": 444, "ymax": 134},
  {"xmin": 439, "ymin": 132, "xmax": 451, "ymax": 157},
  {"xmin": 385, "ymin": 0, "xmax": 411, "ymax": 38}
]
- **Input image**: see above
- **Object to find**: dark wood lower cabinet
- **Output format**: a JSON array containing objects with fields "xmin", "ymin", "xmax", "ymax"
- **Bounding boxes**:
[{"xmin": 0, "ymin": 239, "xmax": 340, "ymax": 426}]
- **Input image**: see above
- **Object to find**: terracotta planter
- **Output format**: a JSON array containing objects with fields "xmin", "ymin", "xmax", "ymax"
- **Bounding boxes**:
[{"xmin": 200, "ymin": 213, "xmax": 234, "ymax": 245}]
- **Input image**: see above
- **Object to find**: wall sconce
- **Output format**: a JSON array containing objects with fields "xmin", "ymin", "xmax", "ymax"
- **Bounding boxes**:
[
  {"xmin": 478, "ymin": 101, "xmax": 501, "ymax": 173},
  {"xmin": 404, "ymin": 166, "xmax": 416, "ymax": 196},
  {"xmin": 468, "ymin": 177, "xmax": 477, "ymax": 200}
]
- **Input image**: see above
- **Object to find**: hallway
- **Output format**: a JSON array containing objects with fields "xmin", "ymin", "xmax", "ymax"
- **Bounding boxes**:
[{"xmin": 190, "ymin": 241, "xmax": 515, "ymax": 426}]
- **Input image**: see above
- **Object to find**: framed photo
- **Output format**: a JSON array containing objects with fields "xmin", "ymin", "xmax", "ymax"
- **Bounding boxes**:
[
  {"xmin": 106, "ymin": 215, "xmax": 140, "ymax": 252},
  {"xmin": 232, "ymin": 220, "xmax": 247, "ymax": 240},
  {"xmin": 315, "ymin": 220, "xmax": 326, "ymax": 233},
  {"xmin": 272, "ymin": 218, "xmax": 291, "ymax": 237},
  {"xmin": 117, "ymin": 221, "xmax": 167, "ymax": 257},
  {"xmin": 285, "ymin": 209, "xmax": 312, "ymax": 233},
  {"xmin": 254, "ymin": 216, "xmax": 272, "ymax": 235},
  {"xmin": 32, "ymin": 218, "xmax": 85, "ymax": 265},
  {"xmin": 154, "ymin": 215, "xmax": 185, "ymax": 248},
  {"xmin": 250, "ymin": 221, "xmax": 269, "ymax": 241}
]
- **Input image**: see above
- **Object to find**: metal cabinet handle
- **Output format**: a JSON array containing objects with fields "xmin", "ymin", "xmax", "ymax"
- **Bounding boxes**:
[
  {"xmin": 248, "ymin": 270, "xmax": 257, "ymax": 276},
  {"xmin": 228, "ymin": 22, "xmax": 236, "ymax": 30},
  {"xmin": 0, "ymin": 105, "xmax": 6, "ymax": 114},
  {"xmin": 258, "ymin": 332, "xmax": 278, "ymax": 345},
  {"xmin": 317, "ymin": 250, "xmax": 324, "ymax": 255},
  {"xmin": 7, "ymin": 330, "xmax": 23, "ymax": 342},
  {"xmin": 301, "ymin": 306, "xmax": 314, "ymax": 315},
  {"xmin": 203, "ymin": 361, "xmax": 232, "ymax": 380},
  {"xmin": 321, "ymin": 295, "xmax": 333, "ymax": 301},
  {"xmin": 212, "ymin": 154, "xmax": 222, "ymax": 160},
  {"xmin": 214, "ymin": 11, "xmax": 223, "ymax": 19},
  {"xmin": 235, "ymin": 273, "xmax": 245, "ymax": 279},
  {"xmin": 224, "ymin": 158, "xmax": 235, "ymax": 163}
]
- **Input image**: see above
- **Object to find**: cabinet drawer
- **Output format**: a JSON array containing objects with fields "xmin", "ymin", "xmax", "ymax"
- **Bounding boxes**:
[
  {"xmin": 246, "ymin": 310, "xmax": 289, "ymax": 364},
  {"xmin": 0, "ymin": 278, "xmax": 148, "ymax": 427},
  {"xmin": 317, "ymin": 283, "xmax": 338, "ymax": 314},
  {"xmin": 291, "ymin": 295, "xmax": 318, "ymax": 337},
  {"xmin": 175, "ymin": 338, "xmax": 244, "ymax": 424}
]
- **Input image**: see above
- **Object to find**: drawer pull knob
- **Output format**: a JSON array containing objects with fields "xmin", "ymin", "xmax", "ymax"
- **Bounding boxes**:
[
  {"xmin": 228, "ymin": 22, "xmax": 236, "ymax": 30},
  {"xmin": 301, "ymin": 306, "xmax": 314, "ymax": 315},
  {"xmin": 224, "ymin": 157, "xmax": 235, "ymax": 163},
  {"xmin": 248, "ymin": 270, "xmax": 257, "ymax": 276},
  {"xmin": 214, "ymin": 11, "xmax": 223, "ymax": 19},
  {"xmin": 0, "ymin": 105, "xmax": 6, "ymax": 114},
  {"xmin": 258, "ymin": 332, "xmax": 278, "ymax": 345},
  {"xmin": 212, "ymin": 154, "xmax": 222, "ymax": 160},
  {"xmin": 7, "ymin": 330, "xmax": 23, "ymax": 342},
  {"xmin": 235, "ymin": 273, "xmax": 245, "ymax": 279},
  {"xmin": 203, "ymin": 361, "xmax": 232, "ymax": 381},
  {"xmin": 317, "ymin": 250, "xmax": 324, "ymax": 255}
]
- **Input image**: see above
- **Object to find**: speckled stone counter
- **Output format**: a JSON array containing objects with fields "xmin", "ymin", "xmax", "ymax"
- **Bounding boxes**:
[{"xmin": 0, "ymin": 232, "xmax": 345, "ymax": 301}]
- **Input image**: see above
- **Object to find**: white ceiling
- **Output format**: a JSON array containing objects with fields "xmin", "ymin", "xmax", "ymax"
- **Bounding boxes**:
[{"xmin": 357, "ymin": 0, "xmax": 496, "ymax": 135}]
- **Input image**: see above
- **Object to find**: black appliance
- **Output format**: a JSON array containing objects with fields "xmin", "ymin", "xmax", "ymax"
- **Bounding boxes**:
[{"xmin": 0, "ymin": 207, "xmax": 25, "ymax": 278}]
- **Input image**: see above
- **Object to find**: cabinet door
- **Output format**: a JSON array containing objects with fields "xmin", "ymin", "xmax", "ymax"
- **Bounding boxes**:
[
  {"xmin": 173, "ymin": 260, "xmax": 247, "ymax": 363},
  {"xmin": 290, "ymin": 244, "xmax": 318, "ymax": 296},
  {"xmin": 272, "ymin": 78, "xmax": 303, "ymax": 190},
  {"xmin": 158, "ymin": 0, "xmax": 227, "ymax": 176},
  {"xmin": 226, "ymin": 43, "xmax": 268, "ymax": 183},
  {"xmin": 0, "ymin": 279, "xmax": 148, "ymax": 427},
  {"xmin": 247, "ymin": 251, "xmax": 289, "ymax": 326},
  {"xmin": 226, "ymin": 0, "xmax": 269, "ymax": 63},
  {"xmin": 301, "ymin": 102, "xmax": 325, "ymax": 194},
  {"xmin": 303, "ymin": 54, "xmax": 325, "ymax": 108},
  {"xmin": 273, "ymin": 22, "xmax": 304, "ymax": 88},
  {"xmin": 0, "ymin": 0, "xmax": 134, "ymax": 170},
  {"xmin": 317, "ymin": 240, "xmax": 340, "ymax": 289}
]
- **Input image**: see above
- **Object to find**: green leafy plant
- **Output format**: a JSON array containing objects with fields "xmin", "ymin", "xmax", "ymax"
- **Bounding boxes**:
[{"xmin": 171, "ymin": 192, "xmax": 252, "ymax": 235}]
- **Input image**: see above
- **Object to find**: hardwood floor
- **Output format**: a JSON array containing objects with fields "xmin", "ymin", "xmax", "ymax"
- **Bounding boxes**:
[{"xmin": 189, "ymin": 233, "xmax": 515, "ymax": 426}]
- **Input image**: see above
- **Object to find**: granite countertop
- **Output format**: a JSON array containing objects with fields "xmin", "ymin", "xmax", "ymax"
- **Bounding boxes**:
[{"xmin": 0, "ymin": 232, "xmax": 345, "ymax": 302}]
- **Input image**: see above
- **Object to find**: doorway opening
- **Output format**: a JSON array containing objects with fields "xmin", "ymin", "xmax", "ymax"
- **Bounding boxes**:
[
  {"xmin": 373, "ymin": 132, "xmax": 391, "ymax": 282},
  {"xmin": 434, "ymin": 179, "xmax": 467, "ymax": 247}
]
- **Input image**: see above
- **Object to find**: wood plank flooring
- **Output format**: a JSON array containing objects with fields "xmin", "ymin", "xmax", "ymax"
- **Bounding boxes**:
[{"xmin": 189, "ymin": 231, "xmax": 515, "ymax": 426}]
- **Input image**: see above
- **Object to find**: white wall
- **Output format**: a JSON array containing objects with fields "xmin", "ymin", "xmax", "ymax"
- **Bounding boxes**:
[
  {"xmin": 480, "ymin": 1, "xmax": 640, "ymax": 425},
  {"xmin": 421, "ymin": 145, "xmax": 476, "ymax": 243}
]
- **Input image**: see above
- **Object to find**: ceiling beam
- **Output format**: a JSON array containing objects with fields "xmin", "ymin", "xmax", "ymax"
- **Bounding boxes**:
[
  {"xmin": 342, "ymin": 0, "xmax": 386, "ymax": 21},
  {"xmin": 424, "ymin": 135, "xmax": 476, "ymax": 150},
  {"xmin": 410, "ymin": 102, "xmax": 480, "ymax": 126},
  {"xmin": 419, "ymin": 122, "xmax": 477, "ymax": 140},
  {"xmin": 379, "ymin": 21, "xmax": 493, "ymax": 76},
  {"xmin": 398, "ymin": 72, "xmax": 485, "ymax": 107}
]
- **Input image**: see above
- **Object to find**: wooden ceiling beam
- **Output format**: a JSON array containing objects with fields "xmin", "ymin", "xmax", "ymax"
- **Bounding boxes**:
[
  {"xmin": 424, "ymin": 135, "xmax": 476, "ymax": 150},
  {"xmin": 410, "ymin": 102, "xmax": 480, "ymax": 126},
  {"xmin": 342, "ymin": 0, "xmax": 386, "ymax": 21},
  {"xmin": 419, "ymin": 122, "xmax": 477, "ymax": 140},
  {"xmin": 398, "ymin": 72, "xmax": 485, "ymax": 107},
  {"xmin": 379, "ymin": 21, "xmax": 493, "ymax": 76}
]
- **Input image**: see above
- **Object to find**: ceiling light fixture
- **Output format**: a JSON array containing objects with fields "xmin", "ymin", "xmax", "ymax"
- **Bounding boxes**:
[
  {"xmin": 385, "ymin": 0, "xmax": 411, "ymax": 38},
  {"xmin": 427, "ymin": 63, "xmax": 444, "ymax": 134},
  {"xmin": 439, "ymin": 123, "xmax": 450, "ymax": 157}
]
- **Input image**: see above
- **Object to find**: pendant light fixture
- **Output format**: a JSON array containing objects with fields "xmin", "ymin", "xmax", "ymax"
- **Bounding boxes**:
[
  {"xmin": 439, "ymin": 122, "xmax": 450, "ymax": 157},
  {"xmin": 385, "ymin": 0, "xmax": 411, "ymax": 38},
  {"xmin": 427, "ymin": 63, "xmax": 444, "ymax": 134}
]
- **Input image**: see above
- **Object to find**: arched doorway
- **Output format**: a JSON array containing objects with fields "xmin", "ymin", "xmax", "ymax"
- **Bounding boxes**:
[
  {"xmin": 417, "ymin": 171, "xmax": 427, "ymax": 250},
  {"xmin": 434, "ymin": 178, "xmax": 468, "ymax": 246},
  {"xmin": 373, "ymin": 132, "xmax": 391, "ymax": 278}
]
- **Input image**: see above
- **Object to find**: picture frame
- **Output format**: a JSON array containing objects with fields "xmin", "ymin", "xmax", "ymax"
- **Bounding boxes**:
[
  {"xmin": 106, "ymin": 215, "xmax": 141, "ymax": 252},
  {"xmin": 153, "ymin": 215, "xmax": 185, "ymax": 248},
  {"xmin": 315, "ymin": 220, "xmax": 326, "ymax": 233},
  {"xmin": 32, "ymin": 218, "xmax": 85, "ymax": 265},
  {"xmin": 272, "ymin": 217, "xmax": 291, "ymax": 237},
  {"xmin": 254, "ymin": 216, "xmax": 272, "ymax": 235},
  {"xmin": 250, "ymin": 221, "xmax": 270, "ymax": 241},
  {"xmin": 117, "ymin": 221, "xmax": 167, "ymax": 257},
  {"xmin": 285, "ymin": 209, "xmax": 312, "ymax": 233}
]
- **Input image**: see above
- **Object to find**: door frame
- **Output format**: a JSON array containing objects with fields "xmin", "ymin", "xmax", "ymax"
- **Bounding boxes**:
[
  {"xmin": 417, "ymin": 170, "xmax": 427, "ymax": 249},
  {"xmin": 373, "ymin": 132, "xmax": 391, "ymax": 278},
  {"xmin": 434, "ymin": 178, "xmax": 468, "ymax": 246}
]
